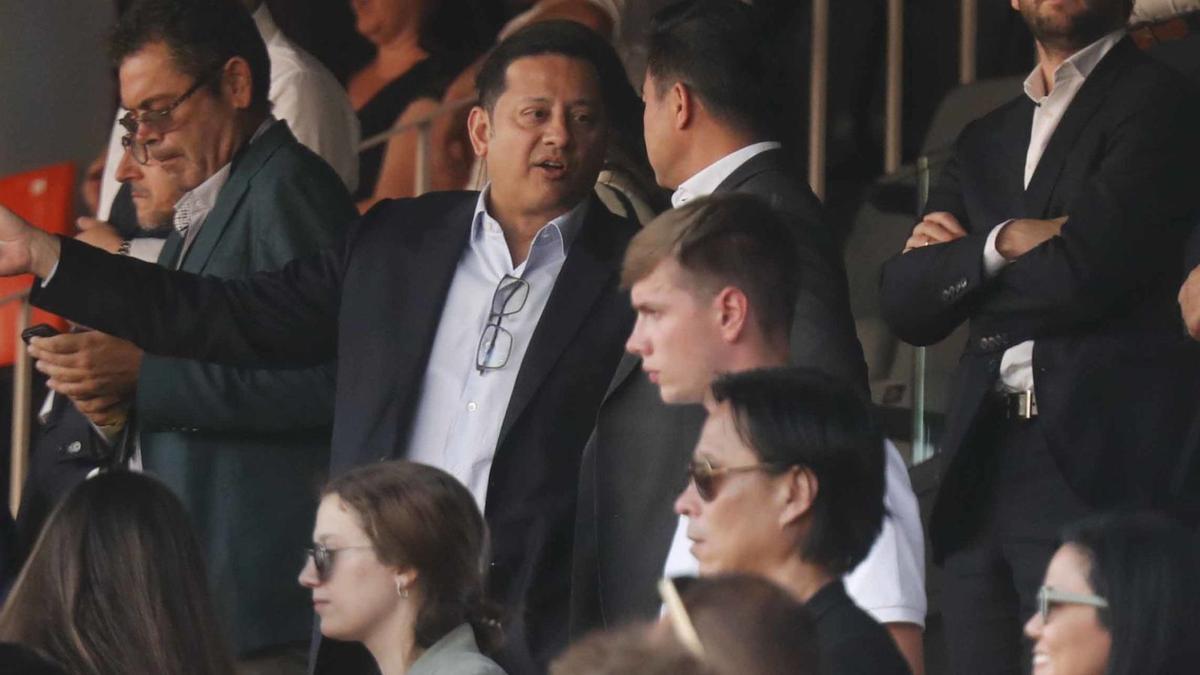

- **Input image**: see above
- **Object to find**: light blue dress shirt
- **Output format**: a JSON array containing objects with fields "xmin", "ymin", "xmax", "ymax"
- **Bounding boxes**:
[{"xmin": 405, "ymin": 187, "xmax": 588, "ymax": 510}]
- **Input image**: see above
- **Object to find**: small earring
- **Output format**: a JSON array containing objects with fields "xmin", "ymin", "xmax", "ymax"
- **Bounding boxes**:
[{"xmin": 396, "ymin": 579, "xmax": 409, "ymax": 599}]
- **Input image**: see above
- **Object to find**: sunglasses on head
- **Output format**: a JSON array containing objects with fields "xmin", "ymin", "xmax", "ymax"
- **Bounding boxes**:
[{"xmin": 685, "ymin": 457, "xmax": 787, "ymax": 501}]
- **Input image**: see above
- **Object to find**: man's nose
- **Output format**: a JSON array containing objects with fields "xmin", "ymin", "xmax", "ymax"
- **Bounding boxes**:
[
  {"xmin": 625, "ymin": 317, "xmax": 648, "ymax": 355},
  {"xmin": 674, "ymin": 480, "xmax": 700, "ymax": 517},
  {"xmin": 543, "ymin": 110, "xmax": 572, "ymax": 147},
  {"xmin": 115, "ymin": 148, "xmax": 143, "ymax": 184}
]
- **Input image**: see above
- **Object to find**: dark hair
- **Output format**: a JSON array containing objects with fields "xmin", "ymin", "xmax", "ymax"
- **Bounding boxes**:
[
  {"xmin": 0, "ymin": 472, "xmax": 234, "ymax": 675},
  {"xmin": 1061, "ymin": 511, "xmax": 1200, "ymax": 675},
  {"xmin": 110, "ymin": 0, "xmax": 271, "ymax": 114},
  {"xmin": 475, "ymin": 19, "xmax": 635, "ymax": 122},
  {"xmin": 322, "ymin": 461, "xmax": 502, "ymax": 654},
  {"xmin": 646, "ymin": 0, "xmax": 775, "ymax": 137},
  {"xmin": 709, "ymin": 367, "xmax": 885, "ymax": 574},
  {"xmin": 622, "ymin": 193, "xmax": 800, "ymax": 341},
  {"xmin": 677, "ymin": 574, "xmax": 820, "ymax": 675}
]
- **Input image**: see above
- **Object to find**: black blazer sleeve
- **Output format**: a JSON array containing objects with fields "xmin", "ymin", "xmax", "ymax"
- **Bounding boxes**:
[
  {"xmin": 31, "ymin": 234, "xmax": 344, "ymax": 368},
  {"xmin": 977, "ymin": 87, "xmax": 1200, "ymax": 335}
]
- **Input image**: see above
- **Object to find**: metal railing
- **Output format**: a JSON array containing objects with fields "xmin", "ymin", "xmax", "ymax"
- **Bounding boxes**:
[
  {"xmin": 357, "ymin": 97, "xmax": 477, "ymax": 197},
  {"xmin": 5, "ymin": 289, "xmax": 32, "ymax": 517}
]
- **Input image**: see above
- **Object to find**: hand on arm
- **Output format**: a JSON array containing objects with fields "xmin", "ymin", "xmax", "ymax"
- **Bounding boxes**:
[
  {"xmin": 1180, "ymin": 264, "xmax": 1200, "ymax": 340},
  {"xmin": 995, "ymin": 216, "xmax": 1068, "ymax": 260},
  {"xmin": 903, "ymin": 212, "xmax": 967, "ymax": 252}
]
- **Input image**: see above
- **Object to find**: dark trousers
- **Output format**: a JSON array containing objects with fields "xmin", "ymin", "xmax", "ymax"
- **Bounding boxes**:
[{"xmin": 940, "ymin": 403, "xmax": 1089, "ymax": 675}]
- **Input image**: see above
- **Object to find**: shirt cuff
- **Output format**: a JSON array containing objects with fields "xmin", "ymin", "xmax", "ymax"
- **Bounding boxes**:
[
  {"xmin": 127, "ymin": 237, "xmax": 167, "ymax": 263},
  {"xmin": 983, "ymin": 220, "xmax": 1014, "ymax": 278},
  {"xmin": 40, "ymin": 261, "xmax": 59, "ymax": 286}
]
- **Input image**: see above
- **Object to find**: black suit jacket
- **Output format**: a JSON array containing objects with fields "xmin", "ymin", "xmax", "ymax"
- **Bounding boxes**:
[
  {"xmin": 30, "ymin": 191, "xmax": 637, "ymax": 674},
  {"xmin": 879, "ymin": 39, "xmax": 1200, "ymax": 561},
  {"xmin": 15, "ymin": 395, "xmax": 120, "ymax": 560},
  {"xmin": 569, "ymin": 149, "xmax": 869, "ymax": 635}
]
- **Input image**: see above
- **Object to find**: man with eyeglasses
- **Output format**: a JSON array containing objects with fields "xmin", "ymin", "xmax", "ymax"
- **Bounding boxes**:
[
  {"xmin": 0, "ymin": 19, "xmax": 638, "ymax": 675},
  {"xmin": 676, "ymin": 366, "xmax": 910, "ymax": 675},
  {"xmin": 21, "ymin": 1, "xmax": 354, "ymax": 671},
  {"xmin": 92, "ymin": 0, "xmax": 359, "ymax": 228}
]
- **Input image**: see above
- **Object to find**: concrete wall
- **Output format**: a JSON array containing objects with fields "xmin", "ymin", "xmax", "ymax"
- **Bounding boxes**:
[{"xmin": 0, "ymin": 2, "xmax": 117, "ymax": 182}]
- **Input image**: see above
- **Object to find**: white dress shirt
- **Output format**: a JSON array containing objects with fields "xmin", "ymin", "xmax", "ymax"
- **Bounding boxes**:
[
  {"xmin": 659, "ymin": 145, "xmax": 927, "ymax": 626},
  {"xmin": 670, "ymin": 142, "xmax": 782, "ymax": 208},
  {"xmin": 405, "ymin": 189, "xmax": 588, "ymax": 511},
  {"xmin": 982, "ymin": 29, "xmax": 1125, "ymax": 393},
  {"xmin": 97, "ymin": 4, "xmax": 360, "ymax": 219}
]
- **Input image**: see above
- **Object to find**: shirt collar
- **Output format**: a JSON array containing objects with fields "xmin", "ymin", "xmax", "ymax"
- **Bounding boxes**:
[
  {"xmin": 171, "ymin": 116, "xmax": 276, "ymax": 235},
  {"xmin": 671, "ymin": 141, "xmax": 783, "ymax": 208},
  {"xmin": 252, "ymin": 3, "xmax": 279, "ymax": 44},
  {"xmin": 470, "ymin": 184, "xmax": 589, "ymax": 260},
  {"xmin": 1022, "ymin": 30, "xmax": 1125, "ymax": 102}
]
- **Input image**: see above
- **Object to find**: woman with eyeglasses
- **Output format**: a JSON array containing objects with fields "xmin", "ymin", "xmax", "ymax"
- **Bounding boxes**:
[
  {"xmin": 0, "ymin": 472, "xmax": 234, "ymax": 675},
  {"xmin": 1024, "ymin": 511, "xmax": 1200, "ymax": 675},
  {"xmin": 299, "ymin": 460, "xmax": 506, "ymax": 675}
]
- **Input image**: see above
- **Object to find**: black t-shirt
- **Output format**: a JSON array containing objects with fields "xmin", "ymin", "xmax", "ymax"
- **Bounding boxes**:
[{"xmin": 806, "ymin": 580, "xmax": 912, "ymax": 675}]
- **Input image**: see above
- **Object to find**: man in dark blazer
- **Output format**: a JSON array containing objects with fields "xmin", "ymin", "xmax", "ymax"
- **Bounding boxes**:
[
  {"xmin": 24, "ymin": 2, "xmax": 349, "ymax": 667},
  {"xmin": 879, "ymin": 0, "xmax": 1200, "ymax": 671},
  {"xmin": 570, "ymin": 1, "xmax": 934, "ymax": 666},
  {"xmin": 1, "ymin": 20, "xmax": 639, "ymax": 675}
]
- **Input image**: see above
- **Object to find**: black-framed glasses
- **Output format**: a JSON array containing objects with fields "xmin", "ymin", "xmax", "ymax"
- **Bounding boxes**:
[
  {"xmin": 476, "ymin": 275, "xmax": 530, "ymax": 374},
  {"xmin": 118, "ymin": 69, "xmax": 218, "ymax": 136},
  {"xmin": 121, "ymin": 133, "xmax": 153, "ymax": 166},
  {"xmin": 1036, "ymin": 585, "xmax": 1108, "ymax": 623},
  {"xmin": 303, "ymin": 543, "xmax": 374, "ymax": 582},
  {"xmin": 686, "ymin": 458, "xmax": 787, "ymax": 502}
]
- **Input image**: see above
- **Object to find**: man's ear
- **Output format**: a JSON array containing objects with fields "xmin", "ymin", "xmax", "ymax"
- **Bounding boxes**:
[
  {"xmin": 778, "ymin": 466, "xmax": 818, "ymax": 528},
  {"xmin": 672, "ymin": 81, "xmax": 695, "ymax": 130},
  {"xmin": 713, "ymin": 286, "xmax": 750, "ymax": 344},
  {"xmin": 467, "ymin": 106, "xmax": 492, "ymax": 158},
  {"xmin": 222, "ymin": 57, "xmax": 254, "ymax": 110}
]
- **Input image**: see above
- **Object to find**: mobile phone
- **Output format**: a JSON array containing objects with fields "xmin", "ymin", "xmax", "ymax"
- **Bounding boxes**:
[{"xmin": 21, "ymin": 323, "xmax": 60, "ymax": 344}]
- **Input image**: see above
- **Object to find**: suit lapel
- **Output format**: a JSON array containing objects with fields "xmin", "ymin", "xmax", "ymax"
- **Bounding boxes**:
[
  {"xmin": 177, "ymin": 121, "xmax": 293, "ymax": 273},
  {"xmin": 497, "ymin": 197, "xmax": 623, "ymax": 445},
  {"xmin": 604, "ymin": 352, "xmax": 642, "ymax": 399},
  {"xmin": 1023, "ymin": 39, "xmax": 1135, "ymax": 217},
  {"xmin": 387, "ymin": 197, "xmax": 477, "ymax": 456}
]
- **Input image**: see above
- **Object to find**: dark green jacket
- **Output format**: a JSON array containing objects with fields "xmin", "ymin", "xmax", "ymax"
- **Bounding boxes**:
[{"xmin": 135, "ymin": 120, "xmax": 352, "ymax": 655}]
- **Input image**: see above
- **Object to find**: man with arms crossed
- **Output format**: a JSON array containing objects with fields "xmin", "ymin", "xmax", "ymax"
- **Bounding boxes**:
[{"xmin": 880, "ymin": 0, "xmax": 1200, "ymax": 671}]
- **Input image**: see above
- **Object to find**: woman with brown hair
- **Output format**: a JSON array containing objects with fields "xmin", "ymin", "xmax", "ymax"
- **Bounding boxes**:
[
  {"xmin": 300, "ymin": 460, "xmax": 505, "ymax": 675},
  {"xmin": 0, "ymin": 471, "xmax": 234, "ymax": 675}
]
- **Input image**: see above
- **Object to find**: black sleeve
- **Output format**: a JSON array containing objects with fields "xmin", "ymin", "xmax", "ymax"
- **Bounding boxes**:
[{"xmin": 31, "ymin": 234, "xmax": 345, "ymax": 368}]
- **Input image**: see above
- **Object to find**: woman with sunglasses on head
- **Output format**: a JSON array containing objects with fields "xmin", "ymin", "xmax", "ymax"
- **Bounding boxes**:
[
  {"xmin": 300, "ymin": 460, "xmax": 506, "ymax": 675},
  {"xmin": 1025, "ymin": 511, "xmax": 1200, "ymax": 675},
  {"xmin": 0, "ymin": 472, "xmax": 233, "ymax": 675},
  {"xmin": 672, "ymin": 367, "xmax": 911, "ymax": 675}
]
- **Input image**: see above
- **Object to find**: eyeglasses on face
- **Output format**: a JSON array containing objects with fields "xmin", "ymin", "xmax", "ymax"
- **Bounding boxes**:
[
  {"xmin": 118, "ymin": 68, "xmax": 219, "ymax": 137},
  {"xmin": 476, "ymin": 274, "xmax": 530, "ymax": 374},
  {"xmin": 1036, "ymin": 585, "xmax": 1108, "ymax": 624},
  {"xmin": 303, "ymin": 543, "xmax": 374, "ymax": 582},
  {"xmin": 685, "ymin": 457, "xmax": 787, "ymax": 502},
  {"xmin": 121, "ymin": 133, "xmax": 152, "ymax": 166}
]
